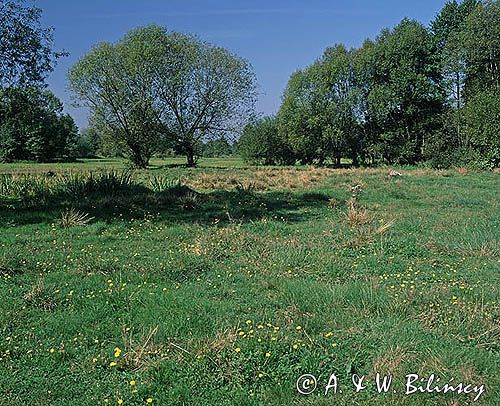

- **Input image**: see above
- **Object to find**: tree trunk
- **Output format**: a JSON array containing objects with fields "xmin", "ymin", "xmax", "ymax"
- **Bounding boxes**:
[
  {"xmin": 186, "ymin": 146, "xmax": 196, "ymax": 167},
  {"xmin": 131, "ymin": 149, "xmax": 148, "ymax": 169},
  {"xmin": 352, "ymin": 153, "xmax": 359, "ymax": 167},
  {"xmin": 456, "ymin": 70, "xmax": 462, "ymax": 147},
  {"xmin": 335, "ymin": 154, "xmax": 341, "ymax": 167}
]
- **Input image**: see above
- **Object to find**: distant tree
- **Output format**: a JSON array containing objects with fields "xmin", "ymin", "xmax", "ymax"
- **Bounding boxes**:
[
  {"xmin": 461, "ymin": 0, "xmax": 499, "ymax": 96},
  {"xmin": 352, "ymin": 39, "xmax": 379, "ymax": 165},
  {"xmin": 69, "ymin": 25, "xmax": 256, "ymax": 168},
  {"xmin": 463, "ymin": 89, "xmax": 500, "ymax": 168},
  {"xmin": 68, "ymin": 29, "xmax": 165, "ymax": 168},
  {"xmin": 202, "ymin": 137, "xmax": 233, "ymax": 158},
  {"xmin": 76, "ymin": 127, "xmax": 100, "ymax": 158},
  {"xmin": 278, "ymin": 45, "xmax": 365, "ymax": 166},
  {"xmin": 239, "ymin": 116, "xmax": 295, "ymax": 165},
  {"xmin": 365, "ymin": 19, "xmax": 444, "ymax": 164},
  {"xmin": 148, "ymin": 27, "xmax": 256, "ymax": 167},
  {"xmin": 0, "ymin": 0, "xmax": 65, "ymax": 87},
  {"xmin": 0, "ymin": 87, "xmax": 77, "ymax": 162},
  {"xmin": 431, "ymin": 0, "xmax": 479, "ymax": 145},
  {"xmin": 278, "ymin": 68, "xmax": 323, "ymax": 164},
  {"xmin": 317, "ymin": 45, "xmax": 363, "ymax": 166}
]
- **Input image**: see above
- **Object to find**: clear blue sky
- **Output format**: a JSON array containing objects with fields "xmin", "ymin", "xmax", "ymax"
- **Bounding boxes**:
[{"xmin": 40, "ymin": 0, "xmax": 447, "ymax": 130}]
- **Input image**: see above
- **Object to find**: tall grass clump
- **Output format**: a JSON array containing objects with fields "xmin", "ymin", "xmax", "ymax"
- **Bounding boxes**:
[
  {"xmin": 58, "ymin": 208, "xmax": 95, "ymax": 228},
  {"xmin": 149, "ymin": 175, "xmax": 181, "ymax": 192},
  {"xmin": 0, "ymin": 170, "xmax": 141, "ymax": 207}
]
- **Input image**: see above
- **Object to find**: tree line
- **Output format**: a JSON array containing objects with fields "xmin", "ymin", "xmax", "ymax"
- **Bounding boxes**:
[
  {"xmin": 0, "ymin": 0, "xmax": 498, "ymax": 168},
  {"xmin": 240, "ymin": 0, "xmax": 499, "ymax": 169}
]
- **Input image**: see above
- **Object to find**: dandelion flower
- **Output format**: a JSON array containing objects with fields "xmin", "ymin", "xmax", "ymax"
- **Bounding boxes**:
[
  {"xmin": 295, "ymin": 326, "xmax": 302, "ymax": 331},
  {"xmin": 265, "ymin": 352, "xmax": 271, "ymax": 357},
  {"xmin": 146, "ymin": 398, "xmax": 153, "ymax": 404},
  {"xmin": 118, "ymin": 400, "xmax": 123, "ymax": 405},
  {"xmin": 49, "ymin": 348, "xmax": 55, "ymax": 353},
  {"xmin": 129, "ymin": 380, "xmax": 136, "ymax": 386},
  {"xmin": 235, "ymin": 348, "xmax": 241, "ymax": 353},
  {"xmin": 109, "ymin": 361, "xmax": 117, "ymax": 367},
  {"xmin": 258, "ymin": 373, "xmax": 264, "ymax": 378}
]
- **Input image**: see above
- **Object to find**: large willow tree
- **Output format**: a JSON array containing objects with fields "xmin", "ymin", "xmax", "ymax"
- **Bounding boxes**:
[{"xmin": 68, "ymin": 25, "xmax": 256, "ymax": 168}]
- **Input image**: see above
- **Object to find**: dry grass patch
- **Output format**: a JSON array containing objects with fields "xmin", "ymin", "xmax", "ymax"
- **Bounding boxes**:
[
  {"xmin": 185, "ymin": 167, "xmax": 337, "ymax": 191},
  {"xmin": 345, "ymin": 197, "xmax": 371, "ymax": 227},
  {"xmin": 275, "ymin": 305, "xmax": 313, "ymax": 327},
  {"xmin": 23, "ymin": 276, "xmax": 57, "ymax": 312},
  {"xmin": 372, "ymin": 346, "xmax": 414, "ymax": 377},
  {"xmin": 121, "ymin": 326, "xmax": 172, "ymax": 371},
  {"xmin": 196, "ymin": 328, "xmax": 239, "ymax": 362}
]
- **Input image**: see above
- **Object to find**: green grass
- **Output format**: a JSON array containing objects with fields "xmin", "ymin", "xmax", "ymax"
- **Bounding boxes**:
[
  {"xmin": 0, "ymin": 160, "xmax": 498, "ymax": 405},
  {"xmin": 0, "ymin": 157, "xmax": 249, "ymax": 174}
]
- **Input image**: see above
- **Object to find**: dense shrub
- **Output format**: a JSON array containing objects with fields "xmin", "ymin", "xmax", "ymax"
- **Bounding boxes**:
[
  {"xmin": 239, "ymin": 116, "xmax": 296, "ymax": 165},
  {"xmin": 0, "ymin": 87, "xmax": 78, "ymax": 162}
]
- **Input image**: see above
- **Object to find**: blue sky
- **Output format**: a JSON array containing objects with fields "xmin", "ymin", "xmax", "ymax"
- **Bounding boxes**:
[{"xmin": 40, "ymin": 0, "xmax": 448, "ymax": 130}]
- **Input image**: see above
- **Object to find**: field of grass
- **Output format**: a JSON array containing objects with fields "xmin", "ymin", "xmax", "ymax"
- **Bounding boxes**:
[
  {"xmin": 0, "ymin": 159, "xmax": 498, "ymax": 405},
  {"xmin": 0, "ymin": 157, "xmax": 248, "ymax": 174}
]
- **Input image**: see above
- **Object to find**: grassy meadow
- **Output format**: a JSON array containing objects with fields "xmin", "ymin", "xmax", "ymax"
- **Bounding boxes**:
[{"xmin": 0, "ymin": 158, "xmax": 498, "ymax": 405}]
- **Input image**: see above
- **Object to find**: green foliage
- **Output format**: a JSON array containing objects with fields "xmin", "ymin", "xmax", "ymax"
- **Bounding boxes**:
[
  {"xmin": 239, "ymin": 116, "xmax": 295, "ymax": 165},
  {"xmin": 68, "ymin": 32, "xmax": 164, "ymax": 168},
  {"xmin": 463, "ymin": 89, "xmax": 500, "ymax": 168},
  {"xmin": 202, "ymin": 138, "xmax": 233, "ymax": 158},
  {"xmin": 271, "ymin": 1, "xmax": 498, "ymax": 169},
  {"xmin": 363, "ymin": 19, "xmax": 444, "ymax": 164},
  {"xmin": 276, "ymin": 20, "xmax": 444, "ymax": 166},
  {"xmin": 75, "ymin": 127, "xmax": 100, "ymax": 158},
  {"xmin": 0, "ymin": 0, "xmax": 65, "ymax": 87},
  {"xmin": 148, "ymin": 175, "xmax": 181, "ymax": 193},
  {"xmin": 69, "ymin": 25, "xmax": 256, "ymax": 168},
  {"xmin": 427, "ymin": 0, "xmax": 499, "ymax": 168},
  {"xmin": 0, "ymin": 87, "xmax": 78, "ymax": 162},
  {"xmin": 431, "ymin": 0, "xmax": 478, "ymax": 111},
  {"xmin": 462, "ymin": 0, "xmax": 500, "ymax": 96}
]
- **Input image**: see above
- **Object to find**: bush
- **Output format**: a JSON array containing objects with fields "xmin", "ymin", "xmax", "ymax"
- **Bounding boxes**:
[
  {"xmin": 238, "ymin": 116, "xmax": 295, "ymax": 165},
  {"xmin": 463, "ymin": 90, "xmax": 500, "ymax": 169},
  {"xmin": 0, "ymin": 87, "xmax": 78, "ymax": 162}
]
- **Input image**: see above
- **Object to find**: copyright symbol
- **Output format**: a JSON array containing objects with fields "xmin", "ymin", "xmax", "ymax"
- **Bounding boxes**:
[{"xmin": 296, "ymin": 374, "xmax": 317, "ymax": 395}]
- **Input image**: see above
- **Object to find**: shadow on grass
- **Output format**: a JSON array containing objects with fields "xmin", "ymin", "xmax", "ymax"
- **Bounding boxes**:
[{"xmin": 0, "ymin": 185, "xmax": 334, "ymax": 228}]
